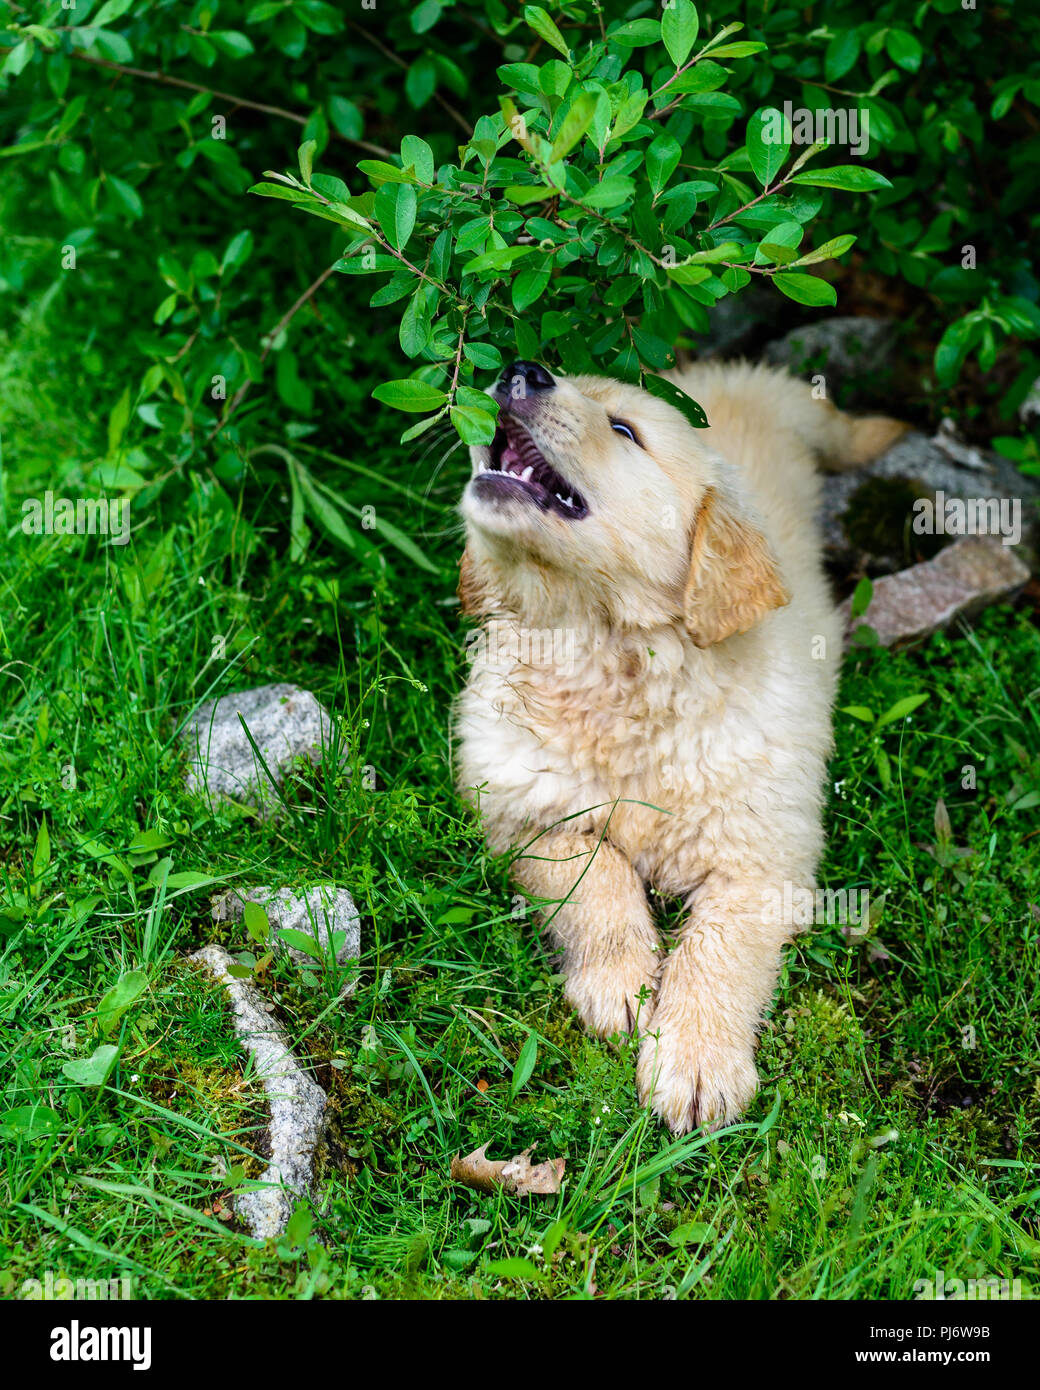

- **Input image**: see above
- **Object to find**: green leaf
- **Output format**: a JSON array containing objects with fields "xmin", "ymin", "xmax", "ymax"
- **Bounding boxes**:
[
  {"xmin": 935, "ymin": 317, "xmax": 978, "ymax": 386},
  {"xmin": 646, "ymin": 133, "xmax": 682, "ymax": 198},
  {"xmin": 328, "ymin": 95, "xmax": 363, "ymax": 140},
  {"xmin": 667, "ymin": 263, "xmax": 712, "ymax": 285},
  {"xmin": 92, "ymin": 28, "xmax": 134, "ymax": 63},
  {"xmin": 746, "ymin": 107, "xmax": 789, "ymax": 188},
  {"xmin": 451, "ymin": 403, "xmax": 498, "ymax": 446},
  {"xmin": 107, "ymin": 385, "xmax": 131, "ymax": 454},
  {"xmin": 850, "ymin": 575, "xmax": 873, "ymax": 619},
  {"xmin": 63, "ymin": 1044, "xmax": 120, "ymax": 1088},
  {"xmin": 97, "ymin": 970, "xmax": 149, "ymax": 1037},
  {"xmin": 667, "ymin": 1221, "xmax": 715, "ymax": 1246},
  {"xmin": 127, "ymin": 827, "xmax": 174, "ymax": 853},
  {"xmin": 610, "ymin": 18, "xmax": 661, "ymax": 47},
  {"xmin": 683, "ymin": 240, "xmax": 742, "ymax": 264},
  {"xmin": 876, "ymin": 693, "xmax": 929, "ymax": 729},
  {"xmin": 886, "ymin": 29, "xmax": 922, "ymax": 72},
  {"xmin": 486, "ymin": 1258, "xmax": 547, "ymax": 1280},
  {"xmin": 840, "ymin": 705, "xmax": 875, "ymax": 723},
  {"xmin": 357, "ymin": 159, "xmax": 417, "ymax": 186},
  {"xmin": 221, "ymin": 229, "xmax": 254, "ymax": 276},
  {"xmin": 581, "ymin": 176, "xmax": 635, "ymax": 208},
  {"xmin": 788, "ymin": 233, "xmax": 856, "ymax": 268},
  {"xmin": 665, "ymin": 60, "xmax": 729, "ymax": 95},
  {"xmin": 708, "ymin": 41, "xmax": 766, "ymax": 58},
  {"xmin": 509, "ymin": 1031, "xmax": 539, "ymax": 1101},
  {"xmin": 0, "ymin": 1105, "xmax": 64, "ymax": 1141},
  {"xmin": 248, "ymin": 181, "xmax": 316, "ymax": 204},
  {"xmin": 209, "ymin": 30, "xmax": 255, "ymax": 59},
  {"xmin": 463, "ymin": 342, "xmax": 502, "ymax": 371},
  {"xmin": 400, "ymin": 133, "xmax": 435, "ymax": 183},
  {"xmin": 790, "ymin": 166, "xmax": 892, "ymax": 192},
  {"xmin": 523, "ymin": 5, "xmax": 570, "ymax": 58},
  {"xmin": 298, "ymin": 138, "xmax": 317, "ymax": 186},
  {"xmin": 243, "ymin": 901, "xmax": 270, "ymax": 943},
  {"xmin": 772, "ymin": 272, "xmax": 837, "ymax": 307},
  {"xmin": 32, "ymin": 816, "xmax": 50, "ymax": 884},
  {"xmin": 875, "ymin": 746, "xmax": 892, "ymax": 789},
  {"xmin": 503, "ymin": 184, "xmax": 555, "ymax": 205},
  {"xmin": 512, "ymin": 260, "xmax": 552, "ymax": 312},
  {"xmin": 93, "ymin": 0, "xmax": 135, "ymax": 23},
  {"xmin": 825, "ymin": 30, "xmax": 861, "ymax": 82},
  {"xmin": 277, "ymin": 927, "xmax": 325, "ymax": 961},
  {"xmin": 411, "ymin": 0, "xmax": 442, "ymax": 34},
  {"xmin": 375, "ymin": 181, "xmax": 417, "ymax": 250},
  {"xmin": 372, "ymin": 380, "xmax": 448, "ymax": 412},
  {"xmin": 662, "ymin": 0, "xmax": 699, "ymax": 67},
  {"xmin": 642, "ymin": 374, "xmax": 709, "ymax": 428},
  {"xmin": 107, "ymin": 174, "xmax": 143, "ymax": 219},
  {"xmin": 166, "ymin": 872, "xmax": 220, "ymax": 891},
  {"xmin": 549, "ymin": 91, "xmax": 597, "ymax": 162},
  {"xmin": 756, "ymin": 1087, "xmax": 783, "ymax": 1136},
  {"xmin": 399, "ymin": 288, "xmax": 433, "ymax": 357},
  {"xmin": 2, "ymin": 39, "xmax": 34, "ymax": 79},
  {"xmin": 757, "ymin": 241, "xmax": 800, "ymax": 266}
]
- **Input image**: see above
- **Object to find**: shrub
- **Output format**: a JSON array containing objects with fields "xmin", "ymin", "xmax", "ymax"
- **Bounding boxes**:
[{"xmin": 2, "ymin": 2, "xmax": 1038, "ymax": 548}]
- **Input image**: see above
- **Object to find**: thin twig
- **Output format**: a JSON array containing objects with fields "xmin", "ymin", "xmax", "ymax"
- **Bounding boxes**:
[
  {"xmin": 207, "ymin": 262, "xmax": 338, "ymax": 442},
  {"xmin": 345, "ymin": 19, "xmax": 473, "ymax": 138},
  {"xmin": 68, "ymin": 52, "xmax": 393, "ymax": 157}
]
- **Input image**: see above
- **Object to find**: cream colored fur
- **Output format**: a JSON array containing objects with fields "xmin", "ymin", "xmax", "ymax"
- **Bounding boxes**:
[{"xmin": 454, "ymin": 360, "xmax": 904, "ymax": 1132}]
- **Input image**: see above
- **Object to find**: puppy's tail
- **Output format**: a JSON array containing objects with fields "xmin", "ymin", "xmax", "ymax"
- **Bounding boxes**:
[{"xmin": 808, "ymin": 395, "xmax": 911, "ymax": 472}]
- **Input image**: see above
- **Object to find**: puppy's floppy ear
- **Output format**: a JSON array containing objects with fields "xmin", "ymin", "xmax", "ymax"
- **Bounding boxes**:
[{"xmin": 683, "ymin": 487, "xmax": 789, "ymax": 648}]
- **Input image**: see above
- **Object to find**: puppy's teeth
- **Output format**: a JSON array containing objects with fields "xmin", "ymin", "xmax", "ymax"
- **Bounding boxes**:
[{"xmin": 521, "ymin": 466, "xmax": 533, "ymax": 482}]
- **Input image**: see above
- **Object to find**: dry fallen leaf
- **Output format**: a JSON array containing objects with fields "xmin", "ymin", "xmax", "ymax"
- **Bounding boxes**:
[{"xmin": 450, "ymin": 1143, "xmax": 565, "ymax": 1195}]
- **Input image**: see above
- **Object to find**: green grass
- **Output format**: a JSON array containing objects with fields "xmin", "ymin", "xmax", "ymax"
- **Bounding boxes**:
[{"xmin": 1, "ymin": 433, "xmax": 1039, "ymax": 1301}]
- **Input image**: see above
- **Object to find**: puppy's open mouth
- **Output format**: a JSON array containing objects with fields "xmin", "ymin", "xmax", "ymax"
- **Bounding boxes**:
[{"xmin": 473, "ymin": 417, "xmax": 588, "ymax": 520}]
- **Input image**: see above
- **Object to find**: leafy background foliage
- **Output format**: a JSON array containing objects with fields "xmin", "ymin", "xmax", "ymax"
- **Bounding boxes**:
[{"xmin": 2, "ymin": 0, "xmax": 1039, "ymax": 558}]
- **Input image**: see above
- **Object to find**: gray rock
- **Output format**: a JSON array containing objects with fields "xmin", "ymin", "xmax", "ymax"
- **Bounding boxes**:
[
  {"xmin": 839, "ymin": 536, "xmax": 1030, "ymax": 649},
  {"xmin": 764, "ymin": 317, "xmax": 897, "ymax": 400},
  {"xmin": 183, "ymin": 683, "xmax": 340, "ymax": 815},
  {"xmin": 820, "ymin": 428, "xmax": 1039, "ymax": 573},
  {"xmin": 212, "ymin": 884, "xmax": 361, "ymax": 995},
  {"xmin": 189, "ymin": 944, "xmax": 327, "ymax": 1240}
]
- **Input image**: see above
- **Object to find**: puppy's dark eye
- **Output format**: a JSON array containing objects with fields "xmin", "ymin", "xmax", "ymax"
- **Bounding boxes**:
[{"xmin": 611, "ymin": 419, "xmax": 641, "ymax": 445}]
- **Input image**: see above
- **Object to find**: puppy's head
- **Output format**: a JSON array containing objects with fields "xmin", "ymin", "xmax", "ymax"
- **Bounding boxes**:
[{"xmin": 460, "ymin": 362, "xmax": 788, "ymax": 645}]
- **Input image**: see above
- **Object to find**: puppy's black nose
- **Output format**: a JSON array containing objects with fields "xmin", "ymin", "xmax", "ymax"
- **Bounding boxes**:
[{"xmin": 502, "ymin": 360, "xmax": 555, "ymax": 393}]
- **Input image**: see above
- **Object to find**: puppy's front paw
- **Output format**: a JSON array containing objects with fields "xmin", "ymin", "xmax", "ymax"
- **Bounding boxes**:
[
  {"xmin": 636, "ymin": 1016, "xmax": 758, "ymax": 1133},
  {"xmin": 562, "ymin": 935, "xmax": 658, "ymax": 1040}
]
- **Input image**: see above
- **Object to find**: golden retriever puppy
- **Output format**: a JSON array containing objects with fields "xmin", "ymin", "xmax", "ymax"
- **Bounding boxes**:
[{"xmin": 455, "ymin": 358, "xmax": 904, "ymax": 1132}]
